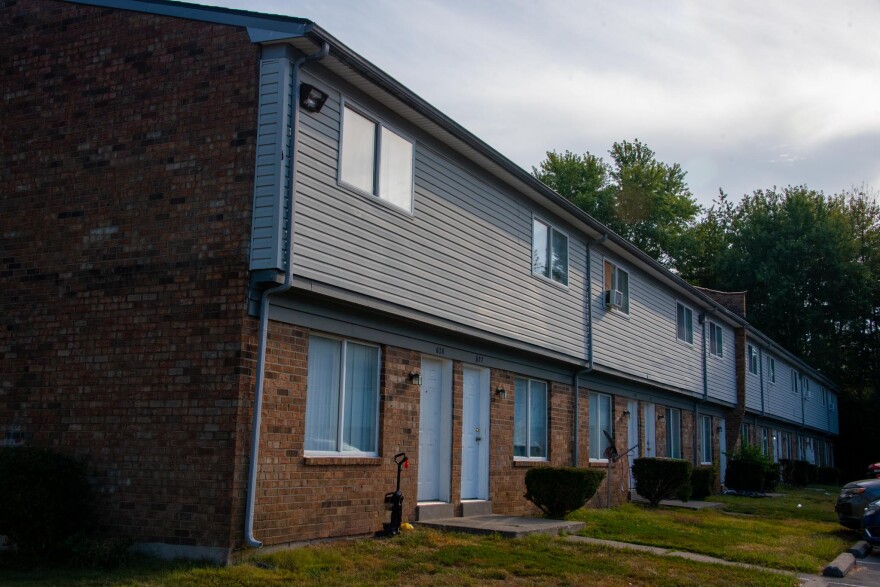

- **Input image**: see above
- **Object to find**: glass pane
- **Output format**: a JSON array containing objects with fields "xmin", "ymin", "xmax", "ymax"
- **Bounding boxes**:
[
  {"xmin": 341, "ymin": 107, "xmax": 376, "ymax": 194},
  {"xmin": 305, "ymin": 337, "xmax": 342, "ymax": 451},
  {"xmin": 604, "ymin": 261, "xmax": 613, "ymax": 291},
  {"xmin": 551, "ymin": 228, "xmax": 568, "ymax": 285},
  {"xmin": 685, "ymin": 308, "xmax": 693, "ymax": 343},
  {"xmin": 529, "ymin": 381, "xmax": 547, "ymax": 458},
  {"xmin": 618, "ymin": 270, "xmax": 629, "ymax": 312},
  {"xmin": 600, "ymin": 394, "xmax": 612, "ymax": 457},
  {"xmin": 379, "ymin": 127, "xmax": 413, "ymax": 211},
  {"xmin": 342, "ymin": 342, "xmax": 378, "ymax": 453},
  {"xmin": 532, "ymin": 220, "xmax": 549, "ymax": 278},
  {"xmin": 514, "ymin": 379, "xmax": 528, "ymax": 457}
]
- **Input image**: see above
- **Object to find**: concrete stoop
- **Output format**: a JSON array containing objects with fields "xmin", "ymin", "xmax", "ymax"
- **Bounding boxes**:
[{"xmin": 416, "ymin": 514, "xmax": 584, "ymax": 538}]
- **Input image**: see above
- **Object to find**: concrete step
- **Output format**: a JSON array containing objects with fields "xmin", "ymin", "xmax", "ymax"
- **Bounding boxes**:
[
  {"xmin": 460, "ymin": 500, "xmax": 492, "ymax": 517},
  {"xmin": 415, "ymin": 502, "xmax": 455, "ymax": 521}
]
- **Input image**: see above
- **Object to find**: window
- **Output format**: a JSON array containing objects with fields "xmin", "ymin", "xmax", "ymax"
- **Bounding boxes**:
[
  {"xmin": 748, "ymin": 344, "xmax": 758, "ymax": 375},
  {"xmin": 768, "ymin": 357, "xmax": 776, "ymax": 383},
  {"xmin": 532, "ymin": 218, "xmax": 569, "ymax": 286},
  {"xmin": 760, "ymin": 428, "xmax": 769, "ymax": 456},
  {"xmin": 740, "ymin": 423, "xmax": 750, "ymax": 447},
  {"xmin": 803, "ymin": 378, "xmax": 811, "ymax": 400},
  {"xmin": 589, "ymin": 393, "xmax": 614, "ymax": 461},
  {"xmin": 709, "ymin": 322, "xmax": 723, "ymax": 357},
  {"xmin": 666, "ymin": 408, "xmax": 681, "ymax": 459},
  {"xmin": 340, "ymin": 105, "xmax": 414, "ymax": 212},
  {"xmin": 829, "ymin": 394, "xmax": 836, "ymax": 412},
  {"xmin": 514, "ymin": 378, "xmax": 548, "ymax": 459},
  {"xmin": 791, "ymin": 369, "xmax": 798, "ymax": 395},
  {"xmin": 603, "ymin": 260, "xmax": 630, "ymax": 313},
  {"xmin": 304, "ymin": 336, "xmax": 380, "ymax": 455},
  {"xmin": 700, "ymin": 415, "xmax": 713, "ymax": 465},
  {"xmin": 676, "ymin": 302, "xmax": 693, "ymax": 344}
]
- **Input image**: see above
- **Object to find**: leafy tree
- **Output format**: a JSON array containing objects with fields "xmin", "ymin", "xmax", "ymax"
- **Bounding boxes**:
[{"xmin": 533, "ymin": 140, "xmax": 701, "ymax": 265}]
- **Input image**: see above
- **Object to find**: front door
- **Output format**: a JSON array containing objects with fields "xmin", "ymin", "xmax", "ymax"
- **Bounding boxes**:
[
  {"xmin": 644, "ymin": 403, "xmax": 656, "ymax": 458},
  {"xmin": 418, "ymin": 357, "xmax": 451, "ymax": 502},
  {"xmin": 461, "ymin": 366, "xmax": 489, "ymax": 500}
]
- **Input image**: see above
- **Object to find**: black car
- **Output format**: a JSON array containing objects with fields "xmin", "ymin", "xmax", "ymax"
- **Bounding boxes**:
[{"xmin": 836, "ymin": 479, "xmax": 880, "ymax": 529}]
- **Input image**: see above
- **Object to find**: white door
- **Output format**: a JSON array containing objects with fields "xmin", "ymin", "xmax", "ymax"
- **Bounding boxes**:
[
  {"xmin": 628, "ymin": 399, "xmax": 639, "ymax": 490},
  {"xmin": 461, "ymin": 366, "xmax": 490, "ymax": 500},
  {"xmin": 418, "ymin": 358, "xmax": 451, "ymax": 502},
  {"xmin": 644, "ymin": 403, "xmax": 656, "ymax": 458},
  {"xmin": 719, "ymin": 419, "xmax": 727, "ymax": 485}
]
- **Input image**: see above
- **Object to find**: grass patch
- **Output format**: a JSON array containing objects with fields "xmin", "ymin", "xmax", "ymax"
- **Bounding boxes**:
[
  {"xmin": 570, "ymin": 485, "xmax": 856, "ymax": 573},
  {"xmin": 0, "ymin": 530, "xmax": 797, "ymax": 586}
]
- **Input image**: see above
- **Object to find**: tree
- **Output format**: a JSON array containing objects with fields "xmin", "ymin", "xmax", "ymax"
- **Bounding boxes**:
[{"xmin": 533, "ymin": 140, "xmax": 700, "ymax": 266}]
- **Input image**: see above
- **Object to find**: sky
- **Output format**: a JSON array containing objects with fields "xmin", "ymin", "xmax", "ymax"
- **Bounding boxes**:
[{"xmin": 193, "ymin": 0, "xmax": 880, "ymax": 209}]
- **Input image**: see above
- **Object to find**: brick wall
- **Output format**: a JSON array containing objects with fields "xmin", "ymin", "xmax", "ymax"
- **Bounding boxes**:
[{"xmin": 1, "ymin": 0, "xmax": 259, "ymax": 550}]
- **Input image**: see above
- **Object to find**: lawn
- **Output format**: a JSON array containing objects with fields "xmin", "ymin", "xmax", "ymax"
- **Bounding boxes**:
[
  {"xmin": 569, "ymin": 484, "xmax": 856, "ymax": 573},
  {"xmin": 1, "ymin": 531, "xmax": 798, "ymax": 587}
]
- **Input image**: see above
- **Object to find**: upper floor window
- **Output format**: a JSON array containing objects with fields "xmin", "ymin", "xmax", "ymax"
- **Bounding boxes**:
[
  {"xmin": 822, "ymin": 388, "xmax": 827, "ymax": 407},
  {"xmin": 747, "ymin": 344, "xmax": 758, "ymax": 375},
  {"xmin": 676, "ymin": 302, "xmax": 693, "ymax": 344},
  {"xmin": 532, "ymin": 218, "xmax": 569, "ymax": 286},
  {"xmin": 768, "ymin": 357, "xmax": 776, "ymax": 383},
  {"xmin": 304, "ymin": 336, "xmax": 380, "ymax": 455},
  {"xmin": 709, "ymin": 321, "xmax": 723, "ymax": 357},
  {"xmin": 514, "ymin": 378, "xmax": 548, "ymax": 460},
  {"xmin": 803, "ymin": 378, "xmax": 811, "ymax": 400},
  {"xmin": 603, "ymin": 260, "xmax": 630, "ymax": 314},
  {"xmin": 791, "ymin": 369, "xmax": 798, "ymax": 394},
  {"xmin": 829, "ymin": 394, "xmax": 836, "ymax": 412},
  {"xmin": 589, "ymin": 393, "xmax": 614, "ymax": 461},
  {"xmin": 340, "ymin": 104, "xmax": 414, "ymax": 213}
]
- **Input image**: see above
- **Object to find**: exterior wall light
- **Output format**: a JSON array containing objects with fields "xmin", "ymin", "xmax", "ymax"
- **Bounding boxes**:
[
  {"xmin": 408, "ymin": 371, "xmax": 422, "ymax": 385},
  {"xmin": 494, "ymin": 386, "xmax": 507, "ymax": 399},
  {"xmin": 300, "ymin": 83, "xmax": 328, "ymax": 113}
]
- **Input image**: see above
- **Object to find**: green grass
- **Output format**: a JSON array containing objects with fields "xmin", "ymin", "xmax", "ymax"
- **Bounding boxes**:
[
  {"xmin": 0, "ymin": 531, "xmax": 797, "ymax": 587},
  {"xmin": 570, "ymin": 484, "xmax": 856, "ymax": 573}
]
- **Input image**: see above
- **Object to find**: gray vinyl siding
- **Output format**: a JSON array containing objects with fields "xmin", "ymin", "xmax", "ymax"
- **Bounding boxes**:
[
  {"xmin": 829, "ymin": 392, "xmax": 839, "ymax": 434},
  {"xmin": 250, "ymin": 57, "xmax": 293, "ymax": 272},
  {"xmin": 706, "ymin": 323, "xmax": 736, "ymax": 404},
  {"xmin": 590, "ymin": 247, "xmax": 702, "ymax": 393},
  {"xmin": 761, "ymin": 350, "xmax": 802, "ymax": 424},
  {"xmin": 803, "ymin": 376, "xmax": 827, "ymax": 431},
  {"xmin": 290, "ymin": 72, "xmax": 588, "ymax": 359}
]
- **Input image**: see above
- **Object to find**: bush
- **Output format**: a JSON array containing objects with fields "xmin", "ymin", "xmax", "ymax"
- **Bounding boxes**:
[
  {"xmin": 632, "ymin": 458, "xmax": 692, "ymax": 507},
  {"xmin": 524, "ymin": 467, "xmax": 605, "ymax": 518},
  {"xmin": 690, "ymin": 466, "xmax": 716, "ymax": 500},
  {"xmin": 61, "ymin": 533, "xmax": 134, "ymax": 569},
  {"xmin": 0, "ymin": 447, "xmax": 93, "ymax": 560},
  {"xmin": 724, "ymin": 444, "xmax": 776, "ymax": 492},
  {"xmin": 781, "ymin": 459, "xmax": 812, "ymax": 486},
  {"xmin": 817, "ymin": 466, "xmax": 840, "ymax": 485},
  {"xmin": 764, "ymin": 463, "xmax": 781, "ymax": 491}
]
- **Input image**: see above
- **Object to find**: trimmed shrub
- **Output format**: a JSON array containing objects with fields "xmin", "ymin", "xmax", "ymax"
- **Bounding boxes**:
[
  {"xmin": 781, "ymin": 459, "xmax": 812, "ymax": 486},
  {"xmin": 524, "ymin": 467, "xmax": 605, "ymax": 518},
  {"xmin": 632, "ymin": 458, "xmax": 692, "ymax": 507},
  {"xmin": 0, "ymin": 447, "xmax": 93, "ymax": 560},
  {"xmin": 817, "ymin": 466, "xmax": 840, "ymax": 485},
  {"xmin": 690, "ymin": 466, "xmax": 716, "ymax": 500},
  {"xmin": 764, "ymin": 463, "xmax": 781, "ymax": 491},
  {"xmin": 724, "ymin": 444, "xmax": 775, "ymax": 492}
]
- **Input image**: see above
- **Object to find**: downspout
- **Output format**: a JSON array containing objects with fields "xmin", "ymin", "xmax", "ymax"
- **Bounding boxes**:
[
  {"xmin": 244, "ymin": 41, "xmax": 330, "ymax": 549},
  {"xmin": 573, "ymin": 233, "xmax": 607, "ymax": 467}
]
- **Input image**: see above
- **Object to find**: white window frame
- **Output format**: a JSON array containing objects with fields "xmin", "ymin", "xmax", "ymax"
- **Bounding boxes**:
[
  {"xmin": 676, "ymin": 301, "xmax": 693, "ymax": 345},
  {"xmin": 709, "ymin": 321, "xmax": 723, "ymax": 358},
  {"xmin": 514, "ymin": 378, "xmax": 548, "ymax": 461},
  {"xmin": 666, "ymin": 408, "xmax": 681, "ymax": 459},
  {"xmin": 589, "ymin": 392, "xmax": 614, "ymax": 462},
  {"xmin": 829, "ymin": 394, "xmax": 836, "ymax": 412},
  {"xmin": 747, "ymin": 344, "xmax": 758, "ymax": 375},
  {"xmin": 803, "ymin": 378, "xmax": 811, "ymax": 401},
  {"xmin": 791, "ymin": 369, "xmax": 798, "ymax": 395},
  {"xmin": 338, "ymin": 101, "xmax": 415, "ymax": 214},
  {"xmin": 531, "ymin": 216, "xmax": 569, "ymax": 287},
  {"xmin": 304, "ymin": 335, "xmax": 381, "ymax": 457},
  {"xmin": 700, "ymin": 415, "xmax": 713, "ymax": 465},
  {"xmin": 821, "ymin": 387, "xmax": 827, "ymax": 407},
  {"xmin": 768, "ymin": 357, "xmax": 776, "ymax": 384},
  {"xmin": 760, "ymin": 427, "xmax": 769, "ymax": 456},
  {"xmin": 603, "ymin": 259, "xmax": 631, "ymax": 315}
]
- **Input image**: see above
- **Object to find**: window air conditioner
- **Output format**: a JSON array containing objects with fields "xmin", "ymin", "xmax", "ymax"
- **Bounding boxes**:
[{"xmin": 604, "ymin": 289, "xmax": 623, "ymax": 309}]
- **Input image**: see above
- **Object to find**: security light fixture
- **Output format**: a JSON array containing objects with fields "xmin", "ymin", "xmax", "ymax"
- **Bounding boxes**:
[
  {"xmin": 299, "ymin": 83, "xmax": 328, "ymax": 113},
  {"xmin": 408, "ymin": 371, "xmax": 422, "ymax": 386},
  {"xmin": 495, "ymin": 386, "xmax": 507, "ymax": 400}
]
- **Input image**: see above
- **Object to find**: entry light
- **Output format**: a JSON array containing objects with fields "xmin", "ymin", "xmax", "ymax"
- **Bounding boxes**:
[
  {"xmin": 299, "ymin": 83, "xmax": 328, "ymax": 113},
  {"xmin": 408, "ymin": 371, "xmax": 422, "ymax": 386},
  {"xmin": 495, "ymin": 386, "xmax": 507, "ymax": 400}
]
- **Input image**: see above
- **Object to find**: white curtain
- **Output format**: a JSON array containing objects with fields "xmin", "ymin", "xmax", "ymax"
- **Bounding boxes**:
[
  {"xmin": 342, "ymin": 342, "xmax": 378, "ymax": 453},
  {"xmin": 514, "ymin": 379, "xmax": 528, "ymax": 457},
  {"xmin": 529, "ymin": 381, "xmax": 548, "ymax": 458},
  {"xmin": 305, "ymin": 337, "xmax": 341, "ymax": 451}
]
